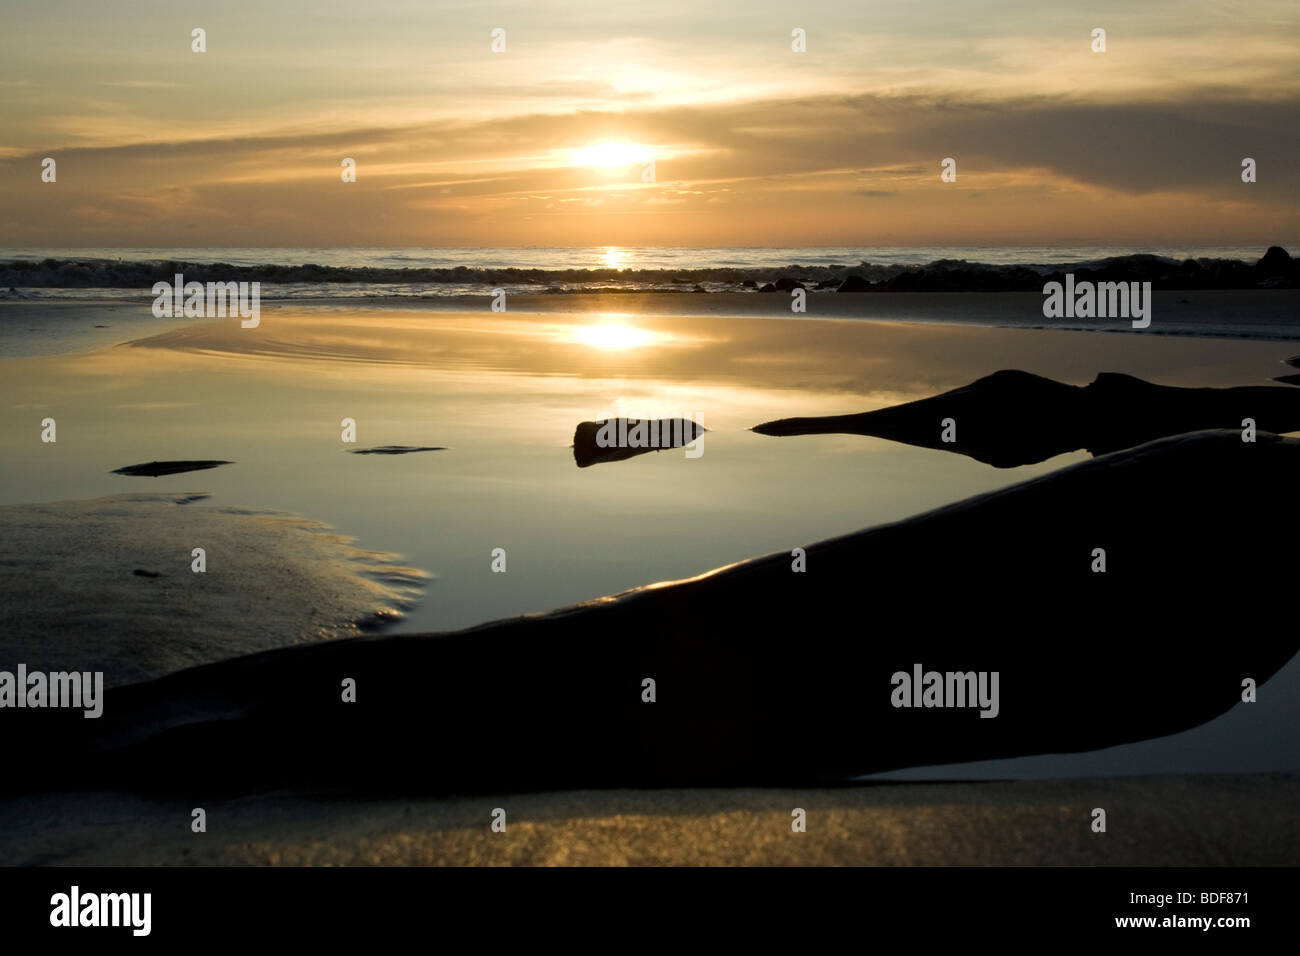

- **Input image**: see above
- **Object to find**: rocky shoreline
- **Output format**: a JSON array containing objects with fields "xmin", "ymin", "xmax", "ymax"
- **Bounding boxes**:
[{"xmin": 3, "ymin": 247, "xmax": 1296, "ymax": 296}]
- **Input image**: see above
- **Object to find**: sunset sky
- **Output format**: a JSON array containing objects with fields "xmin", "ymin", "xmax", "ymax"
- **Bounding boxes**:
[{"xmin": 1, "ymin": 0, "xmax": 1298, "ymax": 247}]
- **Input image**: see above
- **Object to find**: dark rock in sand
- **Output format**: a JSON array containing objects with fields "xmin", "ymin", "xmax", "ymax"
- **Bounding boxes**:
[
  {"xmin": 836, "ymin": 275, "xmax": 872, "ymax": 292},
  {"xmin": 8, "ymin": 430, "xmax": 1297, "ymax": 795},
  {"xmin": 773, "ymin": 277, "xmax": 805, "ymax": 292},
  {"xmin": 350, "ymin": 446, "xmax": 445, "ymax": 455},
  {"xmin": 111, "ymin": 460, "xmax": 233, "ymax": 477},
  {"xmin": 753, "ymin": 369, "xmax": 1300, "ymax": 467},
  {"xmin": 757, "ymin": 283, "xmax": 777, "ymax": 293},
  {"xmin": 573, "ymin": 418, "xmax": 706, "ymax": 467}
]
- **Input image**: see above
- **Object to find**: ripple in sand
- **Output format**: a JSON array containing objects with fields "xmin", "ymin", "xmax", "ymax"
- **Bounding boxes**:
[{"xmin": 349, "ymin": 446, "xmax": 445, "ymax": 455}]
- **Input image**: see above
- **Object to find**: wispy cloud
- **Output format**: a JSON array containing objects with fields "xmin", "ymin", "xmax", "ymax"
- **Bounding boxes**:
[{"xmin": 1, "ymin": 0, "xmax": 1296, "ymax": 245}]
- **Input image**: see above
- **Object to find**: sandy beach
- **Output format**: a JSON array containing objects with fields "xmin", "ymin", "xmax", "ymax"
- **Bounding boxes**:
[
  {"xmin": 3, "ymin": 296, "xmax": 1299, "ymax": 865},
  {"xmin": 3, "ymin": 774, "xmax": 1296, "ymax": 866}
]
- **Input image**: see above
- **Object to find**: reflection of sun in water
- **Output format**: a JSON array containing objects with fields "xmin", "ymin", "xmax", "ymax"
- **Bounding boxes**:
[
  {"xmin": 601, "ymin": 246, "xmax": 626, "ymax": 270},
  {"xmin": 571, "ymin": 142, "xmax": 652, "ymax": 168},
  {"xmin": 572, "ymin": 318, "xmax": 655, "ymax": 350}
]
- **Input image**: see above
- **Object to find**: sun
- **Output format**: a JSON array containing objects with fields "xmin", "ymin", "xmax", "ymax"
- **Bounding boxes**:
[{"xmin": 570, "ymin": 142, "xmax": 652, "ymax": 169}]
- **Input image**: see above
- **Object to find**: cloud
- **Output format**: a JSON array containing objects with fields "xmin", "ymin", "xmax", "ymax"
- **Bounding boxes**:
[{"xmin": 1, "ymin": 87, "xmax": 1296, "ymax": 244}]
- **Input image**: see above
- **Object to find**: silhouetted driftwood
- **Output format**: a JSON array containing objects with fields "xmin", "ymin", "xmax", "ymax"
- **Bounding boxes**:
[
  {"xmin": 753, "ymin": 370, "xmax": 1300, "ymax": 467},
  {"xmin": 573, "ymin": 418, "xmax": 706, "ymax": 467},
  {"xmin": 9, "ymin": 430, "xmax": 1297, "ymax": 795}
]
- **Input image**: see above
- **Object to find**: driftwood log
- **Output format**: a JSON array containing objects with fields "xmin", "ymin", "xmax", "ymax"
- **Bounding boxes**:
[
  {"xmin": 753, "ymin": 370, "xmax": 1300, "ymax": 467},
  {"xmin": 6, "ymin": 430, "xmax": 1296, "ymax": 795}
]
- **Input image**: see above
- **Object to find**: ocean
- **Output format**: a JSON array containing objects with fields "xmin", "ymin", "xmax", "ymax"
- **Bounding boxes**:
[{"xmin": 0, "ymin": 245, "xmax": 1279, "ymax": 299}]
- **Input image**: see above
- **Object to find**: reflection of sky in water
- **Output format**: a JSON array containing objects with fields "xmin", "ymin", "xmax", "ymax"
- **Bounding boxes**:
[{"xmin": 2, "ymin": 305, "xmax": 1298, "ymax": 778}]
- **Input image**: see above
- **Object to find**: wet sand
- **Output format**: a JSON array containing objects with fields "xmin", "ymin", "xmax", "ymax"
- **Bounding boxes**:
[
  {"xmin": 0, "ymin": 493, "xmax": 426, "ymax": 686},
  {"xmin": 3, "ymin": 774, "xmax": 1295, "ymax": 866},
  {"xmin": 2, "ymin": 301, "xmax": 1299, "ymax": 865},
  {"xmin": 4, "ymin": 288, "xmax": 1300, "ymax": 360}
]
